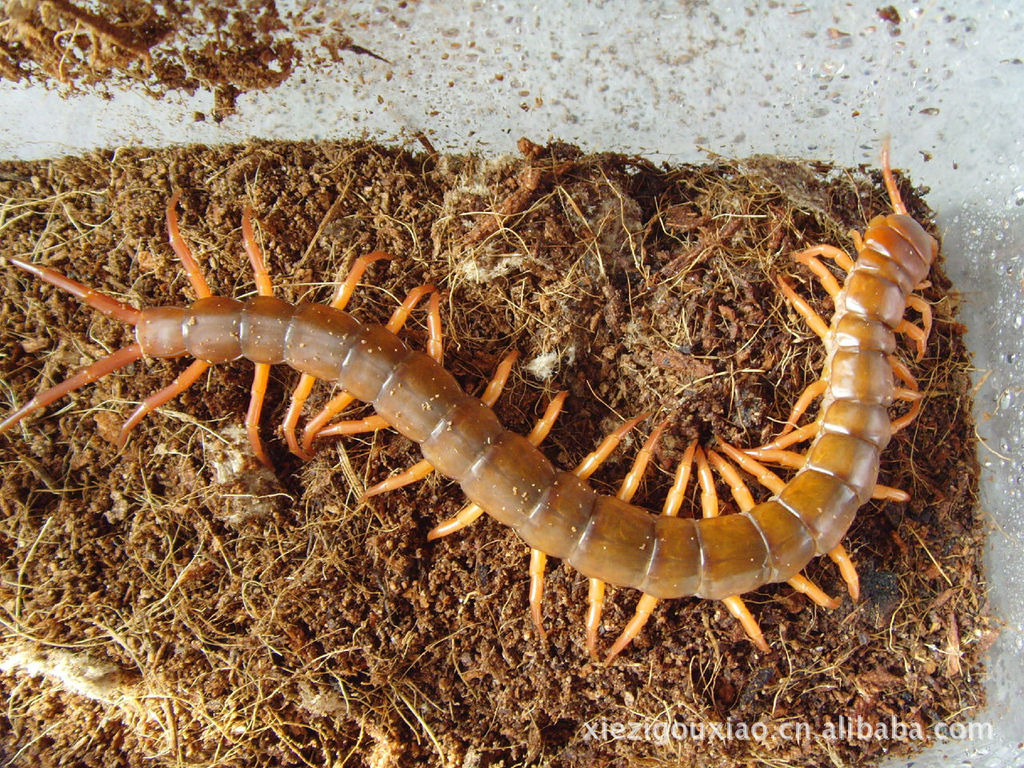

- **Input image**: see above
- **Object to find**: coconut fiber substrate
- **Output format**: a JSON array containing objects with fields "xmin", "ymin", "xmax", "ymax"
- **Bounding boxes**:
[{"xmin": 0, "ymin": 140, "xmax": 988, "ymax": 767}]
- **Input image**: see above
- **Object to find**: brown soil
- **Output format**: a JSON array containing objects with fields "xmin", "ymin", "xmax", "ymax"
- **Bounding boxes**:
[
  {"xmin": 0, "ymin": 1, "xmax": 381, "ymax": 118},
  {"xmin": 0, "ymin": 140, "xmax": 988, "ymax": 767}
]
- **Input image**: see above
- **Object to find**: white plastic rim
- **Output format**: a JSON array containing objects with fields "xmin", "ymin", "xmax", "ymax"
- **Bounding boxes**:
[{"xmin": 1, "ymin": 2, "xmax": 1021, "ymax": 765}]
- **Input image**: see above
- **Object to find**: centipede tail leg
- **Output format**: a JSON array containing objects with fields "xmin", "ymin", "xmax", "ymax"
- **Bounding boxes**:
[
  {"xmin": 5, "ymin": 258, "xmax": 142, "ymax": 326},
  {"xmin": 281, "ymin": 251, "xmax": 391, "ymax": 458},
  {"xmin": 0, "ymin": 259, "xmax": 146, "ymax": 435},
  {"xmin": 604, "ymin": 439, "xmax": 697, "ymax": 663},
  {"xmin": 880, "ymin": 137, "xmax": 908, "ymax": 216}
]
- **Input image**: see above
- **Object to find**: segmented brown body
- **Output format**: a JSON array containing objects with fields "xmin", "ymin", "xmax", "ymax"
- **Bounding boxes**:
[{"xmin": 94, "ymin": 215, "xmax": 933, "ymax": 601}]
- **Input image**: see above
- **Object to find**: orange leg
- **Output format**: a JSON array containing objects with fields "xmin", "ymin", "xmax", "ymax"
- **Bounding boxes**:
[
  {"xmin": 787, "ymin": 573, "xmax": 842, "ymax": 606},
  {"xmin": 774, "ymin": 379, "xmax": 827, "ymax": 439},
  {"xmin": 0, "ymin": 344, "xmax": 144, "ymax": 435},
  {"xmin": 360, "ymin": 455, "xmax": 433, "ymax": 500},
  {"xmin": 755, "ymin": 421, "xmax": 820, "ymax": 452},
  {"xmin": 892, "ymin": 309, "xmax": 933, "ymax": 364},
  {"xmin": 905, "ymin": 295, "xmax": 933, "ymax": 355},
  {"xmin": 166, "ymin": 192, "xmax": 212, "ymax": 299},
  {"xmin": 794, "ymin": 250, "xmax": 842, "ymax": 298},
  {"xmin": 3, "ymin": 195, "xmax": 230, "ymax": 444},
  {"xmin": 6, "ymin": 258, "xmax": 141, "ymax": 325},
  {"xmin": 427, "ymin": 502, "xmax": 486, "ymax": 542},
  {"xmin": 241, "ymin": 204, "xmax": 275, "ymax": 469},
  {"xmin": 777, "ymin": 276, "xmax": 829, "ymax": 339},
  {"xmin": 582, "ymin": 419, "xmax": 665, "ymax": 660},
  {"xmin": 573, "ymin": 413, "xmax": 649, "ymax": 479},
  {"xmin": 796, "ymin": 243, "xmax": 855, "ymax": 273},
  {"xmin": 477, "ymin": 350, "xmax": 520, "ymax": 406},
  {"xmin": 604, "ymin": 439, "xmax": 697, "ymax": 662},
  {"xmin": 247, "ymin": 364, "xmax": 271, "ymax": 466},
  {"xmin": 889, "ymin": 354, "xmax": 924, "ymax": 433},
  {"xmin": 528, "ymin": 548, "xmax": 548, "ymax": 640},
  {"xmin": 828, "ymin": 545, "xmax": 860, "ymax": 602},
  {"xmin": 717, "ymin": 441, "xmax": 786, "ymax": 495},
  {"xmin": 118, "ymin": 359, "xmax": 211, "ymax": 447},
  {"xmin": 280, "ymin": 252, "xmax": 392, "ymax": 458},
  {"xmin": 116, "ymin": 195, "xmax": 227, "ymax": 444},
  {"xmin": 0, "ymin": 258, "xmax": 147, "ymax": 433}
]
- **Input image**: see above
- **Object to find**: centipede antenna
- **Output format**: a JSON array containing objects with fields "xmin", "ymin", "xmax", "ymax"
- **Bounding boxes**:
[
  {"xmin": 7, "ymin": 257, "xmax": 142, "ymax": 325},
  {"xmin": 0, "ymin": 343, "xmax": 144, "ymax": 434},
  {"xmin": 880, "ymin": 138, "xmax": 908, "ymax": 216}
]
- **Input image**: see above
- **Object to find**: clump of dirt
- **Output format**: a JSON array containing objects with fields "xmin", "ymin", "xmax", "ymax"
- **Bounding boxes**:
[
  {"xmin": 0, "ymin": 1, "xmax": 383, "ymax": 117},
  {"xmin": 0, "ymin": 140, "xmax": 989, "ymax": 767}
]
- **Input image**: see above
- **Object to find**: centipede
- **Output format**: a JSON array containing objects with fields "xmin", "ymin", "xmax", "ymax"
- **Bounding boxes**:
[{"xmin": 0, "ymin": 143, "xmax": 936, "ymax": 663}]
